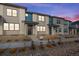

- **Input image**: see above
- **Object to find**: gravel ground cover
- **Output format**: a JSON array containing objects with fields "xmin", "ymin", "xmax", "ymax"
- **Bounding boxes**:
[{"xmin": 0, "ymin": 41, "xmax": 79, "ymax": 56}]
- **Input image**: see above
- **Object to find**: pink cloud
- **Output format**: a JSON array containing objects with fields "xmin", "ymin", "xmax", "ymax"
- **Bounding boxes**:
[{"xmin": 60, "ymin": 14, "xmax": 79, "ymax": 22}]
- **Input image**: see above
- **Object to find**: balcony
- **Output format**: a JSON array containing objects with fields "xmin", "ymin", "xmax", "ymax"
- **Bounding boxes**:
[
  {"xmin": 48, "ymin": 23, "xmax": 60, "ymax": 28},
  {"xmin": 23, "ymin": 20, "xmax": 39, "ymax": 26}
]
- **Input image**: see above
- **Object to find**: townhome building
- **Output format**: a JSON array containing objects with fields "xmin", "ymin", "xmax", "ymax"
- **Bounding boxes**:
[
  {"xmin": 25, "ymin": 12, "xmax": 70, "ymax": 39},
  {"xmin": 48, "ymin": 16, "xmax": 70, "ymax": 35},
  {"xmin": 69, "ymin": 21, "xmax": 79, "ymax": 35},
  {"xmin": 0, "ymin": 3, "xmax": 27, "ymax": 36},
  {"xmin": 25, "ymin": 12, "xmax": 49, "ymax": 39},
  {"xmin": 0, "ymin": 3, "xmax": 70, "ymax": 40}
]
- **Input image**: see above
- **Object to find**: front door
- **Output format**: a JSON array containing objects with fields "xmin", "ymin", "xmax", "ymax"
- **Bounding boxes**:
[
  {"xmin": 49, "ymin": 27, "xmax": 52, "ymax": 35},
  {"xmin": 28, "ymin": 25, "xmax": 33, "ymax": 35}
]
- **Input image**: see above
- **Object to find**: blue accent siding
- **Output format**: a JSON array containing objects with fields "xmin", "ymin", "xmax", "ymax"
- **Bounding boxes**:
[
  {"xmin": 49, "ymin": 17, "xmax": 53, "ymax": 24},
  {"xmin": 25, "ymin": 13, "xmax": 32, "ymax": 21}
]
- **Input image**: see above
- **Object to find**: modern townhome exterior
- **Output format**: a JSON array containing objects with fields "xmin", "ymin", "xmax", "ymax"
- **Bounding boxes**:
[
  {"xmin": 69, "ymin": 21, "xmax": 79, "ymax": 35},
  {"xmin": 0, "ymin": 3, "xmax": 71, "ymax": 40},
  {"xmin": 25, "ymin": 12, "xmax": 70, "ymax": 39},
  {"xmin": 0, "ymin": 3, "xmax": 27, "ymax": 36},
  {"xmin": 48, "ymin": 16, "xmax": 70, "ymax": 35},
  {"xmin": 25, "ymin": 12, "xmax": 50, "ymax": 39}
]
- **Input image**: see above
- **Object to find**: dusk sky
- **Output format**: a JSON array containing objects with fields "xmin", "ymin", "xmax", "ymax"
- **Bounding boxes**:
[{"xmin": 16, "ymin": 3, "xmax": 79, "ymax": 22}]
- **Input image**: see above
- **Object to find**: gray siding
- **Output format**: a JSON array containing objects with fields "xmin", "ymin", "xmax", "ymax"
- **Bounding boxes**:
[
  {"xmin": 52, "ymin": 17, "xmax": 69, "ymax": 35},
  {"xmin": 0, "ymin": 5, "xmax": 4, "ymax": 35},
  {"xmin": 0, "ymin": 4, "xmax": 26, "ymax": 35},
  {"xmin": 32, "ymin": 14, "xmax": 49, "ymax": 36}
]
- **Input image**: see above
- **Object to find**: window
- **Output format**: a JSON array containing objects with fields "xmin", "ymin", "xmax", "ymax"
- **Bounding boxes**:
[
  {"xmin": 3, "ymin": 23, "xmax": 19, "ymax": 30},
  {"xmin": 7, "ymin": 9, "xmax": 17, "ymax": 16},
  {"xmin": 38, "ymin": 16, "xmax": 44, "ymax": 21},
  {"xmin": 15, "ymin": 24, "xmax": 19, "ymax": 30},
  {"xmin": 55, "ymin": 28, "xmax": 57, "ymax": 32},
  {"xmin": 4, "ymin": 23, "xmax": 9, "ymax": 30},
  {"xmin": 42, "ymin": 27, "xmax": 45, "ymax": 31},
  {"xmin": 37, "ymin": 26, "xmax": 45, "ymax": 31},
  {"xmin": 10, "ymin": 23, "xmax": 14, "ymax": 30},
  {"xmin": 37, "ymin": 26, "xmax": 40, "ymax": 31},
  {"xmin": 13, "ymin": 10, "xmax": 17, "ymax": 16},
  {"xmin": 40, "ymin": 26, "xmax": 42, "ymax": 31},
  {"xmin": 42, "ymin": 16, "xmax": 44, "ymax": 21},
  {"xmin": 25, "ymin": 13, "xmax": 28, "ymax": 16},
  {"xmin": 7, "ymin": 9, "xmax": 11, "ymax": 16},
  {"xmin": 38, "ymin": 16, "xmax": 42, "ymax": 21}
]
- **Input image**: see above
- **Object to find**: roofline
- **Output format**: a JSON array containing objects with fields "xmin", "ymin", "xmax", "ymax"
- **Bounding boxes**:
[
  {"xmin": 26, "ymin": 11, "xmax": 70, "ymax": 21},
  {"xmin": 51, "ymin": 16, "xmax": 65, "ymax": 19},
  {"xmin": 0, "ymin": 3, "xmax": 27, "ymax": 10},
  {"xmin": 26, "ymin": 11, "xmax": 51, "ymax": 16},
  {"xmin": 26, "ymin": 11, "xmax": 72, "ymax": 22}
]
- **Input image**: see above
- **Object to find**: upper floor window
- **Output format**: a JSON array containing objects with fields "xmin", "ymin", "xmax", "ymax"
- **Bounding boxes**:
[
  {"xmin": 4, "ymin": 23, "xmax": 9, "ymax": 30},
  {"xmin": 38, "ymin": 16, "xmax": 41, "ymax": 21},
  {"xmin": 7, "ymin": 9, "xmax": 17, "ymax": 17},
  {"xmin": 25, "ymin": 13, "xmax": 28, "ymax": 16},
  {"xmin": 7, "ymin": 9, "xmax": 11, "ymax": 16},
  {"xmin": 38, "ymin": 16, "xmax": 44, "ymax": 21},
  {"xmin": 42, "ymin": 16, "xmax": 44, "ymax": 21},
  {"xmin": 57, "ymin": 19, "xmax": 60, "ymax": 24},
  {"xmin": 13, "ymin": 10, "xmax": 17, "ymax": 16}
]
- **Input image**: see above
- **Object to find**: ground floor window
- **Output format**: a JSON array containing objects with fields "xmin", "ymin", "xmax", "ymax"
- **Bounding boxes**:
[
  {"xmin": 3, "ymin": 23, "xmax": 9, "ymax": 30},
  {"xmin": 3, "ymin": 23, "xmax": 19, "ymax": 31},
  {"xmin": 10, "ymin": 23, "xmax": 14, "ymax": 30},
  {"xmin": 37, "ymin": 26, "xmax": 46, "ymax": 31},
  {"xmin": 42, "ymin": 27, "xmax": 45, "ymax": 31},
  {"xmin": 15, "ymin": 24, "xmax": 19, "ymax": 30}
]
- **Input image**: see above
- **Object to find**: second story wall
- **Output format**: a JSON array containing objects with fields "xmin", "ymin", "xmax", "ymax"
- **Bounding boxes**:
[{"xmin": 3, "ymin": 5, "xmax": 19, "ymax": 23}]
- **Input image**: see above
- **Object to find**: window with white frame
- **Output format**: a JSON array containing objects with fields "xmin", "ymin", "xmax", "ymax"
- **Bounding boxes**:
[
  {"xmin": 7, "ymin": 9, "xmax": 11, "ymax": 16},
  {"xmin": 42, "ymin": 27, "xmax": 45, "ymax": 31},
  {"xmin": 4, "ymin": 23, "xmax": 9, "ymax": 30},
  {"xmin": 42, "ymin": 16, "xmax": 44, "ymax": 21},
  {"xmin": 40, "ymin": 26, "xmax": 42, "ymax": 31},
  {"xmin": 15, "ymin": 24, "xmax": 19, "ymax": 30},
  {"xmin": 37, "ymin": 26, "xmax": 45, "ymax": 31},
  {"xmin": 37, "ymin": 26, "xmax": 40, "ymax": 31},
  {"xmin": 38, "ymin": 16, "xmax": 45, "ymax": 21},
  {"xmin": 13, "ymin": 10, "xmax": 17, "ymax": 16},
  {"xmin": 38, "ymin": 16, "xmax": 42, "ymax": 21},
  {"xmin": 10, "ymin": 23, "xmax": 14, "ymax": 30}
]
